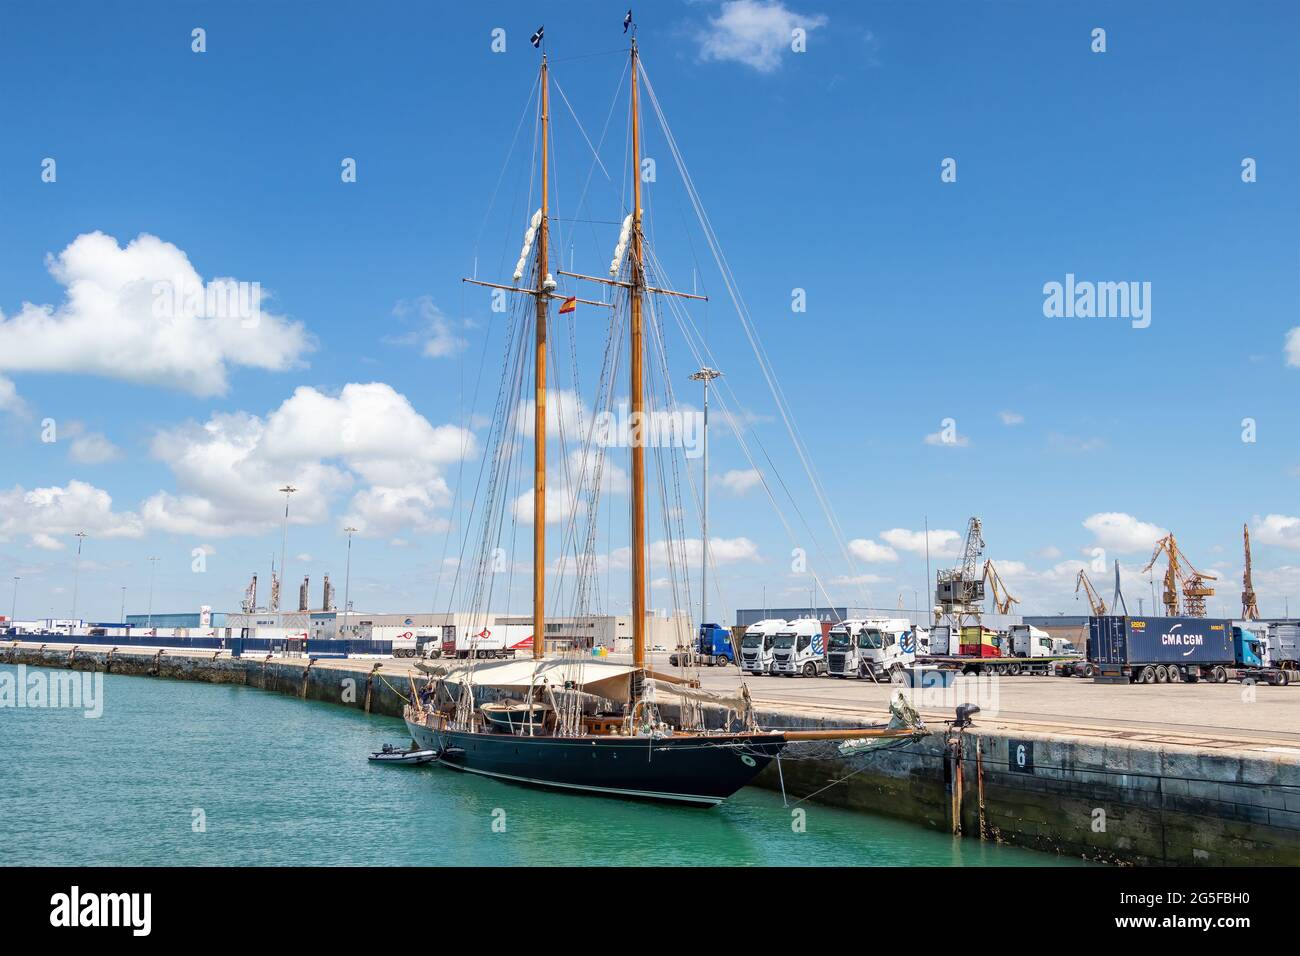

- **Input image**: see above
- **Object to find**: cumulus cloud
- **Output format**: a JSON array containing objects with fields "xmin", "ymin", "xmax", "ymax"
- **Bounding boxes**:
[
  {"xmin": 717, "ymin": 468, "xmax": 762, "ymax": 495},
  {"xmin": 1082, "ymin": 512, "xmax": 1166, "ymax": 553},
  {"xmin": 68, "ymin": 430, "xmax": 123, "ymax": 464},
  {"xmin": 848, "ymin": 538, "xmax": 898, "ymax": 563},
  {"xmin": 385, "ymin": 295, "xmax": 468, "ymax": 359},
  {"xmin": 512, "ymin": 449, "xmax": 629, "ymax": 526},
  {"xmin": 1287, "ymin": 327, "xmax": 1300, "ymax": 367},
  {"xmin": 880, "ymin": 527, "xmax": 961, "ymax": 558},
  {"xmin": 0, "ymin": 231, "xmax": 311, "ymax": 396},
  {"xmin": 0, "ymin": 375, "xmax": 28, "ymax": 417},
  {"xmin": 999, "ymin": 410, "xmax": 1024, "ymax": 425},
  {"xmin": 696, "ymin": 0, "xmax": 827, "ymax": 73},
  {"xmin": 923, "ymin": 426, "xmax": 970, "ymax": 448},
  {"xmin": 1253, "ymin": 514, "xmax": 1300, "ymax": 550},
  {"xmin": 609, "ymin": 536, "xmax": 760, "ymax": 570},
  {"xmin": 0, "ymin": 480, "xmax": 143, "ymax": 548},
  {"xmin": 142, "ymin": 382, "xmax": 475, "ymax": 538}
]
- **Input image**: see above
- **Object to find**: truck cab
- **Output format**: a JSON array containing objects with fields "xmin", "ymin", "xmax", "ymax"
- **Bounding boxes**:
[
  {"xmin": 740, "ymin": 618, "xmax": 787, "ymax": 675},
  {"xmin": 1232, "ymin": 624, "xmax": 1269, "ymax": 668},
  {"xmin": 1010, "ymin": 624, "xmax": 1074, "ymax": 659},
  {"xmin": 857, "ymin": 618, "xmax": 919, "ymax": 678},
  {"xmin": 770, "ymin": 618, "xmax": 827, "ymax": 677},
  {"xmin": 827, "ymin": 618, "xmax": 868, "ymax": 677}
]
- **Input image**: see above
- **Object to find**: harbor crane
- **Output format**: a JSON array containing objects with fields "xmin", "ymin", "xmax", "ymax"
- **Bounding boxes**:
[
  {"xmin": 935, "ymin": 517, "xmax": 986, "ymax": 628},
  {"xmin": 1075, "ymin": 568, "xmax": 1107, "ymax": 616},
  {"xmin": 982, "ymin": 560, "xmax": 1020, "ymax": 614},
  {"xmin": 1242, "ymin": 523, "xmax": 1260, "ymax": 620},
  {"xmin": 1142, "ymin": 532, "xmax": 1216, "ymax": 617}
]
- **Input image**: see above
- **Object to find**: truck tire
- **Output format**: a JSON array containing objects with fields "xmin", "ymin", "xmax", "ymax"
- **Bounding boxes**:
[
  {"xmin": 1154, "ymin": 665, "xmax": 1169, "ymax": 683},
  {"xmin": 1007, "ymin": 662, "xmax": 1021, "ymax": 676},
  {"xmin": 1167, "ymin": 665, "xmax": 1181, "ymax": 683},
  {"xmin": 1213, "ymin": 666, "xmax": 1228, "ymax": 683},
  {"xmin": 1280, "ymin": 670, "xmax": 1291, "ymax": 686},
  {"xmin": 717, "ymin": 656, "xmax": 730, "ymax": 667},
  {"xmin": 802, "ymin": 662, "xmax": 817, "ymax": 678},
  {"xmin": 1139, "ymin": 665, "xmax": 1156, "ymax": 684},
  {"xmin": 1083, "ymin": 663, "xmax": 1096, "ymax": 678}
]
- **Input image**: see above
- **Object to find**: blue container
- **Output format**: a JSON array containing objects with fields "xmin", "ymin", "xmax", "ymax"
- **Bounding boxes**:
[{"xmin": 1089, "ymin": 616, "xmax": 1234, "ymax": 668}]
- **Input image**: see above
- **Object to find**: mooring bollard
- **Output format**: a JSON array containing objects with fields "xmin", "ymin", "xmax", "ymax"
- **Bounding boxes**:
[
  {"xmin": 150, "ymin": 648, "xmax": 165, "ymax": 676},
  {"xmin": 299, "ymin": 658, "xmax": 316, "ymax": 699},
  {"xmin": 364, "ymin": 663, "xmax": 382, "ymax": 713},
  {"xmin": 106, "ymin": 647, "xmax": 117, "ymax": 673}
]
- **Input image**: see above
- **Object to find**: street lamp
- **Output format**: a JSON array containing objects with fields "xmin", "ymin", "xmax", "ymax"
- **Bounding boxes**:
[
  {"xmin": 70, "ymin": 530, "xmax": 87, "ymax": 624},
  {"xmin": 341, "ymin": 526, "xmax": 358, "ymax": 640},
  {"xmin": 120, "ymin": 586, "xmax": 126, "ymax": 625},
  {"xmin": 10, "ymin": 576, "xmax": 18, "ymax": 623},
  {"xmin": 278, "ymin": 485, "xmax": 298, "ymax": 605},
  {"xmin": 146, "ymin": 557, "xmax": 160, "ymax": 632},
  {"xmin": 688, "ymin": 366, "xmax": 722, "ymax": 628}
]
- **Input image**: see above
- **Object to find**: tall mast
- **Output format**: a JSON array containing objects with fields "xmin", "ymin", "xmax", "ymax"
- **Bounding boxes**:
[
  {"xmin": 533, "ymin": 54, "xmax": 550, "ymax": 661},
  {"xmin": 629, "ymin": 39, "xmax": 647, "ymax": 671}
]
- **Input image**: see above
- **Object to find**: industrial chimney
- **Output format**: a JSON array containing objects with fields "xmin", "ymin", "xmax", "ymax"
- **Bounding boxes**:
[
  {"xmin": 298, "ymin": 576, "xmax": 309, "ymax": 612},
  {"xmin": 322, "ymin": 574, "xmax": 334, "ymax": 612}
]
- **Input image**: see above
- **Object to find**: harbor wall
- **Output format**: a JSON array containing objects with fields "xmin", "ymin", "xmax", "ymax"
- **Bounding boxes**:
[{"xmin": 7, "ymin": 643, "xmax": 1298, "ymax": 866}]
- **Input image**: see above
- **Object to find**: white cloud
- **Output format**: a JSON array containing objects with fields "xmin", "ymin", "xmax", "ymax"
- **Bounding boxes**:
[
  {"xmin": 0, "ymin": 231, "xmax": 311, "ymax": 396},
  {"xmin": 0, "ymin": 375, "xmax": 27, "ymax": 417},
  {"xmin": 0, "ymin": 479, "xmax": 143, "ymax": 548},
  {"xmin": 717, "ymin": 468, "xmax": 762, "ymax": 495},
  {"xmin": 605, "ymin": 536, "xmax": 761, "ymax": 571},
  {"xmin": 1082, "ymin": 512, "xmax": 1166, "ymax": 554},
  {"xmin": 1254, "ymin": 514, "xmax": 1300, "ymax": 550},
  {"xmin": 31, "ymin": 533, "xmax": 65, "ymax": 551},
  {"xmin": 696, "ymin": 0, "xmax": 828, "ymax": 73},
  {"xmin": 1286, "ymin": 327, "xmax": 1300, "ymax": 367},
  {"xmin": 386, "ymin": 296, "xmax": 467, "ymax": 359},
  {"xmin": 1037, "ymin": 545, "xmax": 1062, "ymax": 559},
  {"xmin": 68, "ymin": 431, "xmax": 122, "ymax": 464},
  {"xmin": 847, "ymin": 538, "xmax": 898, "ymax": 563},
  {"xmin": 923, "ymin": 428, "xmax": 970, "ymax": 448},
  {"xmin": 999, "ymin": 410, "xmax": 1024, "ymax": 426},
  {"xmin": 512, "ymin": 450, "xmax": 629, "ymax": 526},
  {"xmin": 142, "ymin": 382, "xmax": 474, "ymax": 538},
  {"xmin": 880, "ymin": 527, "xmax": 961, "ymax": 558}
]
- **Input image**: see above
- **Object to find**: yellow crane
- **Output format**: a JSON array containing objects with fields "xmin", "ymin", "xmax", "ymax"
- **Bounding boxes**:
[
  {"xmin": 1142, "ymin": 532, "xmax": 1216, "ymax": 617},
  {"xmin": 1075, "ymin": 569, "xmax": 1107, "ymax": 616},
  {"xmin": 982, "ymin": 560, "xmax": 1020, "ymax": 615},
  {"xmin": 1242, "ymin": 523, "xmax": 1260, "ymax": 620}
]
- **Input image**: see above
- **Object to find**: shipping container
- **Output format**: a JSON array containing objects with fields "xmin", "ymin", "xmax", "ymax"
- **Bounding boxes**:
[{"xmin": 1089, "ymin": 615, "xmax": 1234, "ymax": 682}]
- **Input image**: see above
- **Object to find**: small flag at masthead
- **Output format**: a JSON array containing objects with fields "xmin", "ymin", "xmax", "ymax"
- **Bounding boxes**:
[
  {"xmin": 559, "ymin": 296, "xmax": 577, "ymax": 315},
  {"xmin": 623, "ymin": 10, "xmax": 633, "ymax": 33},
  {"xmin": 530, "ymin": 25, "xmax": 544, "ymax": 48}
]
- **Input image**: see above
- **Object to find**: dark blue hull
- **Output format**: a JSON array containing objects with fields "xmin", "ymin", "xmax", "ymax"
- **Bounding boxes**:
[{"xmin": 405, "ymin": 718, "xmax": 785, "ymax": 806}]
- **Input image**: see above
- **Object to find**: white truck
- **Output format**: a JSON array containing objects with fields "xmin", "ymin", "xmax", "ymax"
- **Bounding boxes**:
[
  {"xmin": 423, "ymin": 623, "xmax": 532, "ymax": 660},
  {"xmin": 770, "ymin": 618, "xmax": 829, "ymax": 677},
  {"xmin": 827, "ymin": 618, "xmax": 922, "ymax": 680},
  {"xmin": 1010, "ymin": 624, "xmax": 1078, "ymax": 659},
  {"xmin": 739, "ymin": 618, "xmax": 787, "ymax": 676}
]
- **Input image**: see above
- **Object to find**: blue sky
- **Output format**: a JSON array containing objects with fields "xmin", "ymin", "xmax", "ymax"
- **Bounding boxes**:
[{"xmin": 1, "ymin": 0, "xmax": 1298, "ymax": 624}]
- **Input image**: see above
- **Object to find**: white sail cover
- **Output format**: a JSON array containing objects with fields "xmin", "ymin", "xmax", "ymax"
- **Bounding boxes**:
[{"xmin": 423, "ymin": 657, "xmax": 686, "ymax": 702}]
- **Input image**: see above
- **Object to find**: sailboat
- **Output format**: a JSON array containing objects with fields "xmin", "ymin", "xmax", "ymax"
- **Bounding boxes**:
[{"xmin": 404, "ymin": 21, "xmax": 918, "ymax": 807}]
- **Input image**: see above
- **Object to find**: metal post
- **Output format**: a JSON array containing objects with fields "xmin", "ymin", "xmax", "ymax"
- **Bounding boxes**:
[
  {"xmin": 689, "ymin": 367, "xmax": 722, "ymax": 628},
  {"xmin": 120, "ymin": 586, "xmax": 126, "ymax": 625},
  {"xmin": 10, "ymin": 576, "xmax": 18, "ymax": 623},
  {"xmin": 342, "ymin": 526, "xmax": 357, "ymax": 640},
  {"xmin": 70, "ymin": 531, "xmax": 87, "ymax": 624},
  {"xmin": 146, "ymin": 557, "xmax": 159, "ymax": 632},
  {"xmin": 278, "ymin": 485, "xmax": 297, "ymax": 603}
]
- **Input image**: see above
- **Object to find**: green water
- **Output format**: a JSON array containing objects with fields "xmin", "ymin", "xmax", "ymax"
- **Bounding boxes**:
[{"xmin": 0, "ymin": 664, "xmax": 1079, "ymax": 866}]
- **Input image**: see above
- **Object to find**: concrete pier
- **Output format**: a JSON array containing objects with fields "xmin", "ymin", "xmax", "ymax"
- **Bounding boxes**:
[{"xmin": 6, "ymin": 640, "xmax": 1298, "ymax": 865}]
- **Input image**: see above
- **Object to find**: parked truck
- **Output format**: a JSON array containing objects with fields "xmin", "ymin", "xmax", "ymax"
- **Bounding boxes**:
[
  {"xmin": 770, "ymin": 618, "xmax": 829, "ymax": 677},
  {"xmin": 827, "ymin": 618, "xmax": 920, "ymax": 680},
  {"xmin": 424, "ymin": 623, "xmax": 531, "ymax": 660},
  {"xmin": 1088, "ymin": 615, "xmax": 1290, "ymax": 684},
  {"xmin": 739, "ymin": 618, "xmax": 787, "ymax": 676},
  {"xmin": 1268, "ymin": 623, "xmax": 1300, "ymax": 670},
  {"xmin": 669, "ymin": 623, "xmax": 735, "ymax": 667}
]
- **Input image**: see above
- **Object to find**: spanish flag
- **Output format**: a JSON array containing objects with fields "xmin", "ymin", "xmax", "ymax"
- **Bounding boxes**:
[{"xmin": 558, "ymin": 296, "xmax": 577, "ymax": 314}]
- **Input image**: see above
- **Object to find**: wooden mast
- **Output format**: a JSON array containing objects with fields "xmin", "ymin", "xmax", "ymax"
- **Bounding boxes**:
[
  {"xmin": 629, "ymin": 39, "xmax": 647, "ymax": 672},
  {"xmin": 534, "ymin": 54, "xmax": 550, "ymax": 661}
]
